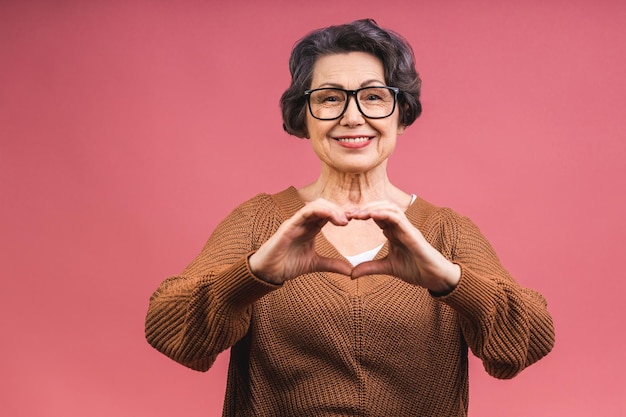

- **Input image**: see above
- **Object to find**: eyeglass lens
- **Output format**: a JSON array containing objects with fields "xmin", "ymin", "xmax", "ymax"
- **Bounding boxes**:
[{"xmin": 308, "ymin": 87, "xmax": 396, "ymax": 120}]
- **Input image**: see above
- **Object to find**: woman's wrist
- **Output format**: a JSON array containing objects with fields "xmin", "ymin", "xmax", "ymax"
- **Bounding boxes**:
[
  {"xmin": 428, "ymin": 263, "xmax": 461, "ymax": 296},
  {"xmin": 248, "ymin": 252, "xmax": 281, "ymax": 285}
]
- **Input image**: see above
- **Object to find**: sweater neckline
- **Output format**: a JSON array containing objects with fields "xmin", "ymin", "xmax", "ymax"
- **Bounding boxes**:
[{"xmin": 271, "ymin": 186, "xmax": 429, "ymax": 296}]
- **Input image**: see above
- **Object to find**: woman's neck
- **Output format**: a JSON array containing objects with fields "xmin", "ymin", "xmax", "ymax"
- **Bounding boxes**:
[{"xmin": 299, "ymin": 166, "xmax": 408, "ymax": 209}]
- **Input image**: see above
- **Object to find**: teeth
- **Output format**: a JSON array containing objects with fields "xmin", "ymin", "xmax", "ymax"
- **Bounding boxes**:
[{"xmin": 336, "ymin": 137, "xmax": 369, "ymax": 143}]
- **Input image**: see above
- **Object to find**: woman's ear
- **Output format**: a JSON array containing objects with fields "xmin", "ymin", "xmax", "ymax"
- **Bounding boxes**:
[
  {"xmin": 397, "ymin": 103, "xmax": 410, "ymax": 135},
  {"xmin": 283, "ymin": 123, "xmax": 310, "ymax": 139}
]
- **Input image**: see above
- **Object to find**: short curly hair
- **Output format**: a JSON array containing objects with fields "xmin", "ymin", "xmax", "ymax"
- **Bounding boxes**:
[{"xmin": 280, "ymin": 19, "xmax": 422, "ymax": 138}]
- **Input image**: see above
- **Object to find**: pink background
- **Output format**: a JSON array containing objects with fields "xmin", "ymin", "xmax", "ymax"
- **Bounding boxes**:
[{"xmin": 2, "ymin": 1, "xmax": 625, "ymax": 416}]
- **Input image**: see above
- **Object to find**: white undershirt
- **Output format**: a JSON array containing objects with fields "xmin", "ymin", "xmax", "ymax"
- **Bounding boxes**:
[
  {"xmin": 345, "ymin": 243, "xmax": 385, "ymax": 266},
  {"xmin": 343, "ymin": 194, "xmax": 417, "ymax": 266}
]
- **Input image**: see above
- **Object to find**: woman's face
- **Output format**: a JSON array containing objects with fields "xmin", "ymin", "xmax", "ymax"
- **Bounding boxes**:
[{"xmin": 306, "ymin": 51, "xmax": 405, "ymax": 176}]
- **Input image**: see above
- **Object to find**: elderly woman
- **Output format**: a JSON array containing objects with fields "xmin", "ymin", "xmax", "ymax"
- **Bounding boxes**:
[{"xmin": 145, "ymin": 19, "xmax": 554, "ymax": 416}]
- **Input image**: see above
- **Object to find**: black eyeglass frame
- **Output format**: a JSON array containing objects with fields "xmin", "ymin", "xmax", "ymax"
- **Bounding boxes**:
[{"xmin": 303, "ymin": 86, "xmax": 400, "ymax": 120}]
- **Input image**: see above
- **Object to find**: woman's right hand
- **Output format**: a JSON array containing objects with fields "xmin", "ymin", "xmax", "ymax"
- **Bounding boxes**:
[{"xmin": 248, "ymin": 198, "xmax": 353, "ymax": 285}]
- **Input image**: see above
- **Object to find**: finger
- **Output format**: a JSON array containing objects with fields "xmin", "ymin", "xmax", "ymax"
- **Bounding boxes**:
[
  {"xmin": 346, "ymin": 203, "xmax": 403, "ymax": 224},
  {"xmin": 313, "ymin": 257, "xmax": 354, "ymax": 276},
  {"xmin": 298, "ymin": 204, "xmax": 349, "ymax": 228},
  {"xmin": 349, "ymin": 209, "xmax": 413, "ymax": 242},
  {"xmin": 350, "ymin": 259, "xmax": 392, "ymax": 279},
  {"xmin": 280, "ymin": 207, "xmax": 347, "ymax": 243}
]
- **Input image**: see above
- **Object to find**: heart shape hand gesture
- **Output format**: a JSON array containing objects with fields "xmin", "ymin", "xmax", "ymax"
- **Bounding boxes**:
[{"xmin": 249, "ymin": 198, "xmax": 460, "ymax": 294}]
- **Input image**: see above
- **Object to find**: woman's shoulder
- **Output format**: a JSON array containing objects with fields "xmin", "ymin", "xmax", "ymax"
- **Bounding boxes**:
[
  {"xmin": 409, "ymin": 196, "xmax": 466, "ymax": 223},
  {"xmin": 232, "ymin": 186, "xmax": 292, "ymax": 205},
  {"xmin": 231, "ymin": 186, "xmax": 301, "ymax": 219},
  {"xmin": 408, "ymin": 196, "xmax": 480, "ymax": 239}
]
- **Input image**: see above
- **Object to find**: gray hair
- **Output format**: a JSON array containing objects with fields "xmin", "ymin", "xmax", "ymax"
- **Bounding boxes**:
[{"xmin": 280, "ymin": 19, "xmax": 422, "ymax": 138}]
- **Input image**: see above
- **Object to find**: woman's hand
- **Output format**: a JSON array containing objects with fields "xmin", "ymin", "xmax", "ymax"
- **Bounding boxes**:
[
  {"xmin": 248, "ymin": 199, "xmax": 354, "ymax": 285},
  {"xmin": 347, "ymin": 201, "xmax": 461, "ymax": 294}
]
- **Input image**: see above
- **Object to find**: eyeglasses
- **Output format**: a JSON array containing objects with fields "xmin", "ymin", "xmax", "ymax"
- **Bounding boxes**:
[{"xmin": 304, "ymin": 86, "xmax": 400, "ymax": 120}]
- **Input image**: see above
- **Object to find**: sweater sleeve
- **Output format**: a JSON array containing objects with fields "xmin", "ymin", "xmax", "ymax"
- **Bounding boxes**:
[
  {"xmin": 144, "ymin": 194, "xmax": 281, "ymax": 371},
  {"xmin": 430, "ymin": 209, "xmax": 555, "ymax": 379}
]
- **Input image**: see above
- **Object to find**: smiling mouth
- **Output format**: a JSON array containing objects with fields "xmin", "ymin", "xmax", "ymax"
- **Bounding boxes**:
[{"xmin": 335, "ymin": 137, "xmax": 372, "ymax": 143}]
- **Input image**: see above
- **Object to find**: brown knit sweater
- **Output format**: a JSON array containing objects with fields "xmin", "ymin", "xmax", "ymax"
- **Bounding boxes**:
[{"xmin": 145, "ymin": 186, "xmax": 555, "ymax": 416}]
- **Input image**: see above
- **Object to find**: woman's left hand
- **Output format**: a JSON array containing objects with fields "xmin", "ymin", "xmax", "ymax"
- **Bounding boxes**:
[{"xmin": 347, "ymin": 201, "xmax": 461, "ymax": 294}]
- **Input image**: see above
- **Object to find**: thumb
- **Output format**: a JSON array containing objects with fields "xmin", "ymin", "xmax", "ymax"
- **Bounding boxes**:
[
  {"xmin": 350, "ymin": 259, "xmax": 391, "ymax": 279},
  {"xmin": 314, "ymin": 257, "xmax": 354, "ymax": 276}
]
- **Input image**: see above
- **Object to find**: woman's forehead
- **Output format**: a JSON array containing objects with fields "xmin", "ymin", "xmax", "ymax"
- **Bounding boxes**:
[{"xmin": 310, "ymin": 52, "xmax": 385, "ymax": 88}]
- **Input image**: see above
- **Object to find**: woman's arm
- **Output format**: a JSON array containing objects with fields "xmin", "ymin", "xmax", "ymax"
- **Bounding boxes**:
[
  {"xmin": 144, "ymin": 194, "xmax": 280, "ymax": 371},
  {"xmin": 433, "ymin": 209, "xmax": 555, "ymax": 379},
  {"xmin": 340, "ymin": 200, "xmax": 554, "ymax": 378},
  {"xmin": 145, "ymin": 194, "xmax": 354, "ymax": 371}
]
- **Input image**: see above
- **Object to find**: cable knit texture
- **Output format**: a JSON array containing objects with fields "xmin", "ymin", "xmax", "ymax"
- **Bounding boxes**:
[{"xmin": 145, "ymin": 186, "xmax": 555, "ymax": 416}]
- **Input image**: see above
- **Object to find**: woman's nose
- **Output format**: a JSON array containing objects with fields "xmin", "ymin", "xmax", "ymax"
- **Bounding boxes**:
[{"xmin": 340, "ymin": 96, "xmax": 365, "ymax": 125}]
